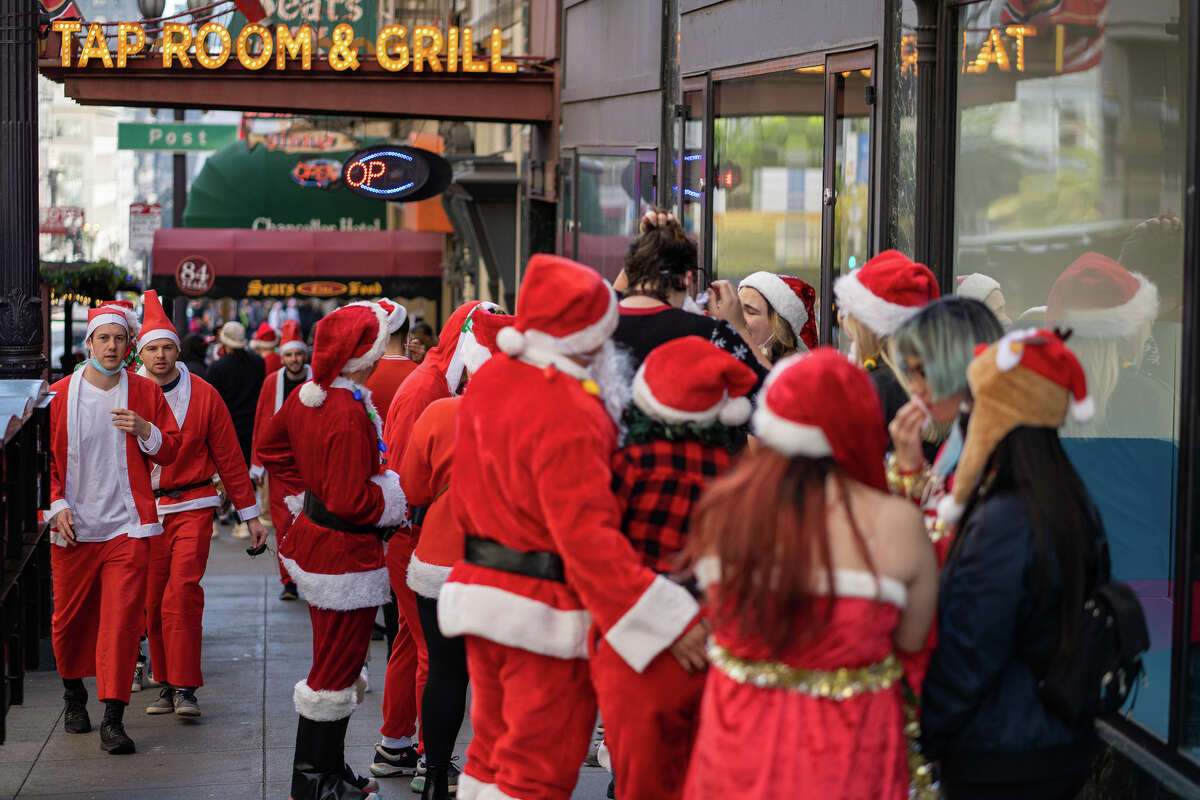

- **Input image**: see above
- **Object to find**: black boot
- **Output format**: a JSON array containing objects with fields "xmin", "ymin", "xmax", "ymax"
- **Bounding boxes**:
[
  {"xmin": 62, "ymin": 678, "xmax": 91, "ymax": 734},
  {"xmin": 421, "ymin": 765, "xmax": 451, "ymax": 800},
  {"xmin": 99, "ymin": 700, "xmax": 135, "ymax": 754},
  {"xmin": 290, "ymin": 716, "xmax": 368, "ymax": 800}
]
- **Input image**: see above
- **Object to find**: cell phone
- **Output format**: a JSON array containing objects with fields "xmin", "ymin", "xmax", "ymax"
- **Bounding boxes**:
[{"xmin": 246, "ymin": 543, "xmax": 268, "ymax": 557}]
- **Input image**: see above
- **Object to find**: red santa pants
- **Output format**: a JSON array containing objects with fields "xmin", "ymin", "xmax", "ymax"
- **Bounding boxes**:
[
  {"xmin": 462, "ymin": 636, "xmax": 597, "ymax": 800},
  {"xmin": 267, "ymin": 479, "xmax": 294, "ymax": 586},
  {"xmin": 51, "ymin": 534, "xmax": 150, "ymax": 704},
  {"xmin": 589, "ymin": 634, "xmax": 706, "ymax": 800},
  {"xmin": 380, "ymin": 538, "xmax": 427, "ymax": 744},
  {"xmin": 306, "ymin": 605, "xmax": 376, "ymax": 695},
  {"xmin": 145, "ymin": 508, "xmax": 214, "ymax": 689}
]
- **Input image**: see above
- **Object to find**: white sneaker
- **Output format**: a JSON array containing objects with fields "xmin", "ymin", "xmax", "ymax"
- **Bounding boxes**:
[{"xmin": 360, "ymin": 663, "xmax": 370, "ymax": 694}]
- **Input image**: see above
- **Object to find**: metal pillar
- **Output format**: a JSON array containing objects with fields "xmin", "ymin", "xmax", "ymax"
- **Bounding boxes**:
[
  {"xmin": 913, "ymin": 0, "xmax": 940, "ymax": 277},
  {"xmin": 171, "ymin": 108, "xmax": 189, "ymax": 333},
  {"xmin": 0, "ymin": 0, "xmax": 47, "ymax": 378}
]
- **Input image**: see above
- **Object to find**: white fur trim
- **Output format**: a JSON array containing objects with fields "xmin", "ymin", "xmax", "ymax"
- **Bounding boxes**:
[
  {"xmin": 370, "ymin": 471, "xmax": 407, "ymax": 528},
  {"xmin": 496, "ymin": 326, "xmax": 525, "ymax": 356},
  {"xmin": 437, "ymin": 581, "xmax": 592, "ymax": 660},
  {"xmin": 752, "ymin": 403, "xmax": 833, "ymax": 458},
  {"xmin": 236, "ymin": 502, "xmax": 261, "ymax": 522},
  {"xmin": 1052, "ymin": 273, "xmax": 1160, "ymax": 339},
  {"xmin": 495, "ymin": 288, "xmax": 619, "ymax": 361},
  {"xmin": 249, "ymin": 464, "xmax": 265, "ymax": 481},
  {"xmin": 956, "ymin": 273, "xmax": 1001, "ymax": 303},
  {"xmin": 457, "ymin": 773, "xmax": 493, "ymax": 800},
  {"xmin": 631, "ymin": 365, "xmax": 724, "ymax": 425},
  {"xmin": 279, "ymin": 556, "xmax": 391, "ymax": 611},
  {"xmin": 329, "ymin": 376, "xmax": 384, "ymax": 443},
  {"xmin": 293, "ymin": 679, "xmax": 357, "ymax": 721},
  {"xmin": 279, "ymin": 340, "xmax": 307, "ymax": 354},
  {"xmin": 739, "ymin": 272, "xmax": 809, "ymax": 336},
  {"xmin": 460, "ymin": 331, "xmax": 494, "ymax": 376},
  {"xmin": 85, "ymin": 312, "xmax": 128, "ymax": 341},
  {"xmin": 284, "ymin": 492, "xmax": 305, "ymax": 520},
  {"xmin": 384, "ymin": 302, "xmax": 408, "ymax": 334},
  {"xmin": 342, "ymin": 301, "xmax": 390, "ymax": 374},
  {"xmin": 718, "ymin": 396, "xmax": 752, "ymax": 426},
  {"xmin": 478, "ymin": 786, "xmax": 521, "ymax": 800},
  {"xmin": 137, "ymin": 328, "xmax": 180, "ymax": 352},
  {"xmin": 406, "ymin": 552, "xmax": 452, "ymax": 599},
  {"xmin": 937, "ymin": 495, "xmax": 965, "ymax": 525},
  {"xmin": 514, "ymin": 335, "xmax": 593, "ymax": 381},
  {"xmin": 694, "ymin": 555, "xmax": 721, "ymax": 590},
  {"xmin": 834, "ymin": 270, "xmax": 923, "ymax": 336},
  {"xmin": 604, "ymin": 575, "xmax": 700, "ymax": 674},
  {"xmin": 1071, "ymin": 395, "xmax": 1095, "ymax": 423},
  {"xmin": 137, "ymin": 422, "xmax": 163, "ymax": 456},
  {"xmin": 298, "ymin": 381, "xmax": 327, "ymax": 407}
]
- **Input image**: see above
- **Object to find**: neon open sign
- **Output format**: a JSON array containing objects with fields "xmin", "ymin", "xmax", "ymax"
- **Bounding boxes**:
[{"xmin": 340, "ymin": 145, "xmax": 451, "ymax": 203}]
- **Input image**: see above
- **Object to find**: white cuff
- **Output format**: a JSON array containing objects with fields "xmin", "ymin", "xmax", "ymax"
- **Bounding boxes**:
[
  {"xmin": 48, "ymin": 498, "xmax": 71, "ymax": 521},
  {"xmin": 236, "ymin": 503, "xmax": 261, "ymax": 522},
  {"xmin": 604, "ymin": 575, "xmax": 700, "ymax": 673},
  {"xmin": 249, "ymin": 464, "xmax": 265, "ymax": 481},
  {"xmin": 371, "ymin": 471, "xmax": 408, "ymax": 528},
  {"xmin": 137, "ymin": 423, "xmax": 162, "ymax": 455}
]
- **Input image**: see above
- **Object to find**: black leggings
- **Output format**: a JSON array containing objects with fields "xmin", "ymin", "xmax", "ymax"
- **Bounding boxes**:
[{"xmin": 417, "ymin": 594, "xmax": 469, "ymax": 769}]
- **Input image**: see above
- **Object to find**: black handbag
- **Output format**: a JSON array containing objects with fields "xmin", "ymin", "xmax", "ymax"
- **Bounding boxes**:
[{"xmin": 1037, "ymin": 536, "xmax": 1150, "ymax": 724}]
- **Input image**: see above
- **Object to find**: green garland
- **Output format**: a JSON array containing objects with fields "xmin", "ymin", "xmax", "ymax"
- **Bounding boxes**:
[
  {"xmin": 621, "ymin": 404, "xmax": 739, "ymax": 448},
  {"xmin": 41, "ymin": 260, "xmax": 139, "ymax": 303}
]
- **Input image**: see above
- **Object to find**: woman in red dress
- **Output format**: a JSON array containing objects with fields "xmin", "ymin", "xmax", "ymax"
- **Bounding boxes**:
[{"xmin": 684, "ymin": 349, "xmax": 938, "ymax": 799}]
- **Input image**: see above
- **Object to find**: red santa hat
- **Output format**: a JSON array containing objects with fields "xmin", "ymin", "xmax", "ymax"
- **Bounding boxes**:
[
  {"xmin": 252, "ymin": 321, "xmax": 278, "ymax": 348},
  {"xmin": 375, "ymin": 299, "xmax": 409, "ymax": 335},
  {"xmin": 279, "ymin": 319, "xmax": 306, "ymax": 354},
  {"xmin": 108, "ymin": 299, "xmax": 141, "ymax": 340},
  {"xmin": 85, "ymin": 302, "xmax": 132, "ymax": 342},
  {"xmin": 455, "ymin": 305, "xmax": 516, "ymax": 380},
  {"xmin": 496, "ymin": 254, "xmax": 618, "ymax": 368},
  {"xmin": 738, "ymin": 271, "xmax": 818, "ymax": 351},
  {"xmin": 298, "ymin": 302, "xmax": 388, "ymax": 408},
  {"xmin": 752, "ymin": 348, "xmax": 888, "ymax": 491},
  {"xmin": 938, "ymin": 328, "xmax": 1092, "ymax": 523},
  {"xmin": 833, "ymin": 250, "xmax": 940, "ymax": 336},
  {"xmin": 137, "ymin": 290, "xmax": 179, "ymax": 351},
  {"xmin": 1046, "ymin": 252, "xmax": 1159, "ymax": 339},
  {"xmin": 632, "ymin": 336, "xmax": 758, "ymax": 427}
]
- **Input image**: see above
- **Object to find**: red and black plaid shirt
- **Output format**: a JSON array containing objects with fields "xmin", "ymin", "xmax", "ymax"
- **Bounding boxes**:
[{"xmin": 610, "ymin": 439, "xmax": 733, "ymax": 574}]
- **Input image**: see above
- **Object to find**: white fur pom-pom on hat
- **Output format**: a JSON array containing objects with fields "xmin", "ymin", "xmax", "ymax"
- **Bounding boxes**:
[
  {"xmin": 496, "ymin": 326, "xmax": 526, "ymax": 357},
  {"xmin": 299, "ymin": 381, "xmax": 327, "ymax": 408},
  {"xmin": 718, "ymin": 396, "xmax": 753, "ymax": 427}
]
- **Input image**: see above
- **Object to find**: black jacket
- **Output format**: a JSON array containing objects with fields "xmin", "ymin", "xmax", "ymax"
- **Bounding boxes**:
[
  {"xmin": 920, "ymin": 490, "xmax": 1101, "ymax": 784},
  {"xmin": 205, "ymin": 349, "xmax": 266, "ymax": 442}
]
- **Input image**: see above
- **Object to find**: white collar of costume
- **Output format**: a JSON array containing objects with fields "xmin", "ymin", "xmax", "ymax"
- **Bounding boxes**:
[
  {"xmin": 137, "ymin": 362, "xmax": 190, "ymax": 428},
  {"xmin": 330, "ymin": 376, "xmax": 385, "ymax": 451},
  {"xmin": 276, "ymin": 364, "xmax": 313, "ymax": 412},
  {"xmin": 65, "ymin": 368, "xmax": 140, "ymax": 528}
]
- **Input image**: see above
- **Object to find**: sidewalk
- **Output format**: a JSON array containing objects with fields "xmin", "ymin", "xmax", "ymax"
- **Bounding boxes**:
[{"xmin": 0, "ymin": 519, "xmax": 612, "ymax": 799}]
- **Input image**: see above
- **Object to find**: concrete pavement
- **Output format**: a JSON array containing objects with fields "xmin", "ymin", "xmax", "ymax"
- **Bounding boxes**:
[{"xmin": 0, "ymin": 518, "xmax": 612, "ymax": 799}]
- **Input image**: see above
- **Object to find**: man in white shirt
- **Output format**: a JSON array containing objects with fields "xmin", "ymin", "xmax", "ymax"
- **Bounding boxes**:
[{"xmin": 47, "ymin": 303, "xmax": 181, "ymax": 755}]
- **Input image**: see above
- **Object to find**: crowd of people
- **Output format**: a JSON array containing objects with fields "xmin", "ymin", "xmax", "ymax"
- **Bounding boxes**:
[{"xmin": 44, "ymin": 208, "xmax": 1162, "ymax": 800}]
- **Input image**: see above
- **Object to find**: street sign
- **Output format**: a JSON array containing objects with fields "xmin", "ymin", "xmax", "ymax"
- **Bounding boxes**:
[
  {"xmin": 39, "ymin": 206, "xmax": 84, "ymax": 234},
  {"xmin": 129, "ymin": 202, "xmax": 162, "ymax": 252},
  {"xmin": 117, "ymin": 122, "xmax": 239, "ymax": 152}
]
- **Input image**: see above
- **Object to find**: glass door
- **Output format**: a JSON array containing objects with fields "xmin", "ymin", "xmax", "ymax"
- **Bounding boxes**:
[{"xmin": 558, "ymin": 149, "xmax": 576, "ymax": 258}]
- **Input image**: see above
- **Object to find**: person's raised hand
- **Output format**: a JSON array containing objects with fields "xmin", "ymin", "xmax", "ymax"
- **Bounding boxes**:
[
  {"xmin": 707, "ymin": 280, "xmax": 747, "ymax": 329},
  {"xmin": 640, "ymin": 209, "xmax": 677, "ymax": 234},
  {"xmin": 889, "ymin": 400, "xmax": 929, "ymax": 473},
  {"xmin": 111, "ymin": 408, "xmax": 151, "ymax": 440},
  {"xmin": 670, "ymin": 617, "xmax": 711, "ymax": 673}
]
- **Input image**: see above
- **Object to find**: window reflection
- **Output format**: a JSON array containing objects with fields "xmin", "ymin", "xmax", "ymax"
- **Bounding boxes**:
[
  {"xmin": 952, "ymin": 0, "xmax": 1186, "ymax": 743},
  {"xmin": 575, "ymin": 155, "xmax": 637, "ymax": 282}
]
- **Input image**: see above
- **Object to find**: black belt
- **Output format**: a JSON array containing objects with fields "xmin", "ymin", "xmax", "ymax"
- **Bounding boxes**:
[
  {"xmin": 410, "ymin": 504, "xmax": 429, "ymax": 527},
  {"xmin": 464, "ymin": 535, "xmax": 566, "ymax": 583},
  {"xmin": 303, "ymin": 492, "xmax": 386, "ymax": 537},
  {"xmin": 153, "ymin": 479, "xmax": 214, "ymax": 499}
]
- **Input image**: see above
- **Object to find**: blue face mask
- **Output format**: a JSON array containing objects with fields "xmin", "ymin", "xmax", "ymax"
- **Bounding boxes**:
[{"xmin": 89, "ymin": 356, "xmax": 124, "ymax": 376}]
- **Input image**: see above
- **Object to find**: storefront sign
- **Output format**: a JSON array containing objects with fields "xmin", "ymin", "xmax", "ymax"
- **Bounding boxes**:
[
  {"xmin": 175, "ymin": 255, "xmax": 216, "ymax": 295},
  {"xmin": 39, "ymin": 205, "xmax": 84, "ymax": 234},
  {"xmin": 340, "ymin": 144, "xmax": 452, "ymax": 203},
  {"xmin": 248, "ymin": 129, "xmax": 358, "ymax": 152},
  {"xmin": 128, "ymin": 202, "xmax": 162, "ymax": 251},
  {"xmin": 52, "ymin": 20, "xmax": 517, "ymax": 74},
  {"xmin": 291, "ymin": 158, "xmax": 342, "ymax": 187},
  {"xmin": 118, "ymin": 122, "xmax": 239, "ymax": 151},
  {"xmin": 249, "ymin": 216, "xmax": 382, "ymax": 230}
]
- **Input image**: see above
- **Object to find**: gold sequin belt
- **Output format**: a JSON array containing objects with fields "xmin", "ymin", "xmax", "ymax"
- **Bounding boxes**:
[{"xmin": 708, "ymin": 643, "xmax": 903, "ymax": 699}]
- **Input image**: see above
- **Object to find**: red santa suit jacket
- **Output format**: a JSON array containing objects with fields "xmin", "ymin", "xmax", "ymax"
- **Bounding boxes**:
[
  {"xmin": 401, "ymin": 397, "xmax": 461, "ymax": 599},
  {"xmin": 257, "ymin": 377, "xmax": 406, "ymax": 610},
  {"xmin": 48, "ymin": 368, "xmax": 182, "ymax": 542},
  {"xmin": 141, "ymin": 363, "xmax": 259, "ymax": 520},
  {"xmin": 439, "ymin": 356, "xmax": 700, "ymax": 673},
  {"xmin": 249, "ymin": 364, "xmax": 312, "ymax": 483}
]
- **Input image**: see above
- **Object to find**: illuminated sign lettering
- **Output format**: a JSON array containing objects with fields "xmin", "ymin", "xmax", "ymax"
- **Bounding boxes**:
[
  {"xmin": 51, "ymin": 21, "xmax": 518, "ymax": 74},
  {"xmin": 340, "ymin": 144, "xmax": 451, "ymax": 203},
  {"xmin": 291, "ymin": 158, "xmax": 341, "ymax": 187}
]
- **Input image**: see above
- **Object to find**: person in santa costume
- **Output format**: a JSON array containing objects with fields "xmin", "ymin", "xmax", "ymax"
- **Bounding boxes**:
[
  {"xmin": 834, "ymin": 250, "xmax": 940, "ymax": 455},
  {"xmin": 251, "ymin": 321, "xmax": 283, "ymax": 374},
  {"xmin": 438, "ymin": 254, "xmax": 704, "ymax": 800},
  {"xmin": 592, "ymin": 335, "xmax": 756, "ymax": 800},
  {"xmin": 709, "ymin": 272, "xmax": 818, "ymax": 365},
  {"xmin": 372, "ymin": 300, "xmax": 513, "ymax": 783},
  {"xmin": 136, "ymin": 290, "xmax": 269, "ymax": 718},
  {"xmin": 682, "ymin": 348, "xmax": 936, "ymax": 800},
  {"xmin": 364, "ymin": 298, "xmax": 417, "ymax": 422},
  {"xmin": 250, "ymin": 319, "xmax": 312, "ymax": 601},
  {"xmin": 48, "ymin": 303, "xmax": 182, "ymax": 754},
  {"xmin": 257, "ymin": 301, "xmax": 407, "ymax": 800}
]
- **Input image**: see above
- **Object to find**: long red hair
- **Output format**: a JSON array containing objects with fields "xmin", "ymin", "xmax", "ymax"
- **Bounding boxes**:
[{"xmin": 686, "ymin": 447, "xmax": 876, "ymax": 657}]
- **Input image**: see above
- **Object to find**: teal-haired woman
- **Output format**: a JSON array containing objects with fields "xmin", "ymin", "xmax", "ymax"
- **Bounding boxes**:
[{"xmin": 886, "ymin": 297, "xmax": 1004, "ymax": 563}]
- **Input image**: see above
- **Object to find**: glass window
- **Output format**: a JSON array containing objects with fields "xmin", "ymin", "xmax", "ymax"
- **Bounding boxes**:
[
  {"xmin": 680, "ymin": 89, "xmax": 706, "ymax": 257},
  {"xmin": 575, "ymin": 154, "xmax": 637, "ymax": 282},
  {"xmin": 889, "ymin": 0, "xmax": 919, "ymax": 255},
  {"xmin": 712, "ymin": 69, "xmax": 826, "ymax": 288},
  {"xmin": 952, "ymin": 0, "xmax": 1187, "ymax": 743}
]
